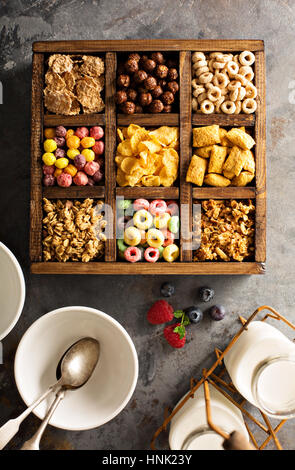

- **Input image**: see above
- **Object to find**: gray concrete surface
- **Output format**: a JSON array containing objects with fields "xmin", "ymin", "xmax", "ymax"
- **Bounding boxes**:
[{"xmin": 0, "ymin": 0, "xmax": 295, "ymax": 451}]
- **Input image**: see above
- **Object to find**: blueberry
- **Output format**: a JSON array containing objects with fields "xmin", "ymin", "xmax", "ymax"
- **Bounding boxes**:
[
  {"xmin": 185, "ymin": 306, "xmax": 203, "ymax": 324},
  {"xmin": 209, "ymin": 305, "xmax": 226, "ymax": 321},
  {"xmin": 199, "ymin": 286, "xmax": 215, "ymax": 302},
  {"xmin": 161, "ymin": 282, "xmax": 175, "ymax": 298}
]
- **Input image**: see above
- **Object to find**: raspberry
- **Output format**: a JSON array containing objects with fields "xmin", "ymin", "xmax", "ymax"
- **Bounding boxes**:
[
  {"xmin": 147, "ymin": 300, "xmax": 174, "ymax": 325},
  {"xmin": 164, "ymin": 323, "xmax": 186, "ymax": 348}
]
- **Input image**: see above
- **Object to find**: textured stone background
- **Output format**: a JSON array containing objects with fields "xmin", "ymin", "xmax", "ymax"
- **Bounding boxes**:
[{"xmin": 0, "ymin": 0, "xmax": 295, "ymax": 451}]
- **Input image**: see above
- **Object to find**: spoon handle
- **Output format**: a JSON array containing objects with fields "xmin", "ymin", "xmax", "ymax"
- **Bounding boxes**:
[
  {"xmin": 20, "ymin": 389, "xmax": 65, "ymax": 451},
  {"xmin": 0, "ymin": 384, "xmax": 59, "ymax": 450}
]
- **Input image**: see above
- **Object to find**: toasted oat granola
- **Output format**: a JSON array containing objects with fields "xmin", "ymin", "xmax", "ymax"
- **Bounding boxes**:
[
  {"xmin": 193, "ymin": 199, "xmax": 255, "ymax": 262},
  {"xmin": 42, "ymin": 198, "xmax": 107, "ymax": 262}
]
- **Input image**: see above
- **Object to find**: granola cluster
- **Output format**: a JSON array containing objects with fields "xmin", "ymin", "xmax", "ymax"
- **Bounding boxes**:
[
  {"xmin": 42, "ymin": 198, "xmax": 107, "ymax": 262},
  {"xmin": 44, "ymin": 54, "xmax": 105, "ymax": 115},
  {"xmin": 193, "ymin": 199, "xmax": 255, "ymax": 262}
]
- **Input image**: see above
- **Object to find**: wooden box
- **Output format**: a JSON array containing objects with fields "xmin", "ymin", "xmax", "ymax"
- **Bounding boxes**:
[{"xmin": 30, "ymin": 40, "xmax": 266, "ymax": 275}]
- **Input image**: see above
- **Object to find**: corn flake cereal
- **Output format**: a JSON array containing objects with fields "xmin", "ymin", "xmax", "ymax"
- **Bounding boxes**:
[{"xmin": 44, "ymin": 54, "xmax": 105, "ymax": 115}]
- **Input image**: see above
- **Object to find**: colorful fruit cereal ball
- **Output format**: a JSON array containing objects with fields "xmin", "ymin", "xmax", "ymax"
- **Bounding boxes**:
[
  {"xmin": 54, "ymin": 136, "xmax": 66, "ymax": 148},
  {"xmin": 42, "ymin": 164, "xmax": 55, "ymax": 175},
  {"xmin": 44, "ymin": 127, "xmax": 55, "ymax": 139},
  {"xmin": 90, "ymin": 126, "xmax": 104, "ymax": 140},
  {"xmin": 66, "ymin": 135, "xmax": 80, "ymax": 149},
  {"xmin": 57, "ymin": 173, "xmax": 72, "ymax": 187},
  {"xmin": 44, "ymin": 139, "xmax": 57, "ymax": 153},
  {"xmin": 55, "ymin": 157, "xmax": 69, "ymax": 169},
  {"xmin": 43, "ymin": 174, "xmax": 55, "ymax": 186},
  {"xmin": 93, "ymin": 169, "xmax": 103, "ymax": 183},
  {"xmin": 75, "ymin": 127, "xmax": 89, "ymax": 139},
  {"xmin": 81, "ymin": 149, "xmax": 95, "ymax": 162},
  {"xmin": 55, "ymin": 126, "xmax": 67, "ymax": 137},
  {"xmin": 87, "ymin": 177, "xmax": 95, "ymax": 186},
  {"xmin": 84, "ymin": 161, "xmax": 100, "ymax": 176},
  {"xmin": 42, "ymin": 152, "xmax": 56, "ymax": 166},
  {"xmin": 73, "ymin": 171, "xmax": 88, "ymax": 186},
  {"xmin": 92, "ymin": 140, "xmax": 104, "ymax": 155},
  {"xmin": 95, "ymin": 156, "xmax": 104, "ymax": 168},
  {"xmin": 55, "ymin": 148, "xmax": 66, "ymax": 159},
  {"xmin": 74, "ymin": 154, "xmax": 86, "ymax": 170},
  {"xmin": 81, "ymin": 137, "xmax": 95, "ymax": 148},
  {"xmin": 64, "ymin": 164, "xmax": 77, "ymax": 177},
  {"xmin": 54, "ymin": 168, "xmax": 63, "ymax": 178},
  {"xmin": 67, "ymin": 148, "xmax": 80, "ymax": 160}
]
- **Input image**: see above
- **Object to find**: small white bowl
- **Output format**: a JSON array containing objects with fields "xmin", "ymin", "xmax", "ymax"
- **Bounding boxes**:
[
  {"xmin": 0, "ymin": 242, "xmax": 25, "ymax": 340},
  {"xmin": 14, "ymin": 306, "xmax": 138, "ymax": 431}
]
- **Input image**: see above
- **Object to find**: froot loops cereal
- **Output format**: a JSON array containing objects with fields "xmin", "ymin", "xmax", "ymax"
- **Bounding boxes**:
[{"xmin": 117, "ymin": 199, "xmax": 180, "ymax": 263}]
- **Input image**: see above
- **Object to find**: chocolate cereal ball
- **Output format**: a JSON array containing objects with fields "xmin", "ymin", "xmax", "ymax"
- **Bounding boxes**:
[
  {"xmin": 138, "ymin": 92, "xmax": 152, "ymax": 107},
  {"xmin": 163, "ymin": 105, "xmax": 172, "ymax": 113},
  {"xmin": 125, "ymin": 58, "xmax": 139, "ymax": 74},
  {"xmin": 161, "ymin": 91, "xmax": 174, "ymax": 105},
  {"xmin": 144, "ymin": 76, "xmax": 157, "ymax": 91},
  {"xmin": 149, "ymin": 99, "xmax": 164, "ymax": 113},
  {"xmin": 117, "ymin": 74, "xmax": 130, "ymax": 88},
  {"xmin": 121, "ymin": 101, "xmax": 136, "ymax": 114},
  {"xmin": 135, "ymin": 104, "xmax": 143, "ymax": 113},
  {"xmin": 167, "ymin": 81, "xmax": 179, "ymax": 94},
  {"xmin": 142, "ymin": 59, "xmax": 156, "ymax": 73},
  {"xmin": 151, "ymin": 85, "xmax": 163, "ymax": 99},
  {"xmin": 115, "ymin": 90, "xmax": 128, "ymax": 105},
  {"xmin": 158, "ymin": 79, "xmax": 167, "ymax": 89},
  {"xmin": 133, "ymin": 70, "xmax": 148, "ymax": 83},
  {"xmin": 150, "ymin": 52, "xmax": 165, "ymax": 64},
  {"xmin": 128, "ymin": 52, "xmax": 141, "ymax": 62},
  {"xmin": 126, "ymin": 88, "xmax": 137, "ymax": 102},
  {"xmin": 156, "ymin": 64, "xmax": 169, "ymax": 79},
  {"xmin": 168, "ymin": 68, "xmax": 178, "ymax": 81}
]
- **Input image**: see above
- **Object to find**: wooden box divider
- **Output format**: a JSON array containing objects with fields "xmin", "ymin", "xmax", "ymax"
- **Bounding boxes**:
[
  {"xmin": 30, "ymin": 52, "xmax": 44, "ymax": 262},
  {"xmin": 179, "ymin": 51, "xmax": 192, "ymax": 262},
  {"xmin": 30, "ymin": 40, "xmax": 266, "ymax": 275},
  {"xmin": 104, "ymin": 52, "xmax": 117, "ymax": 262}
]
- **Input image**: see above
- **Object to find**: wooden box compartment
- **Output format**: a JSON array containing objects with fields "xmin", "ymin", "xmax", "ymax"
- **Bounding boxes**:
[{"xmin": 30, "ymin": 40, "xmax": 266, "ymax": 275}]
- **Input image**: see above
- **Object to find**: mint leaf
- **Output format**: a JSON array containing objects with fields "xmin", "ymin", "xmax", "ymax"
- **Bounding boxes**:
[
  {"xmin": 174, "ymin": 309, "xmax": 184, "ymax": 319},
  {"xmin": 173, "ymin": 325, "xmax": 186, "ymax": 339},
  {"xmin": 182, "ymin": 314, "xmax": 190, "ymax": 326}
]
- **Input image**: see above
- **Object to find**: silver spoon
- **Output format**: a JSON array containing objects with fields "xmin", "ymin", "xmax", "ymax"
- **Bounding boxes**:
[{"xmin": 0, "ymin": 337, "xmax": 100, "ymax": 450}]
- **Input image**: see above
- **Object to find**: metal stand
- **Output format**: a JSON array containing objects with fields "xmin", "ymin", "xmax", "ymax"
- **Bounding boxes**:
[{"xmin": 151, "ymin": 306, "xmax": 295, "ymax": 450}]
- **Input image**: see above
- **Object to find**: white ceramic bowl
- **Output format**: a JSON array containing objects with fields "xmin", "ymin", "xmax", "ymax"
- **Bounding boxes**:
[
  {"xmin": 14, "ymin": 306, "xmax": 138, "ymax": 431},
  {"xmin": 0, "ymin": 242, "xmax": 25, "ymax": 340}
]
